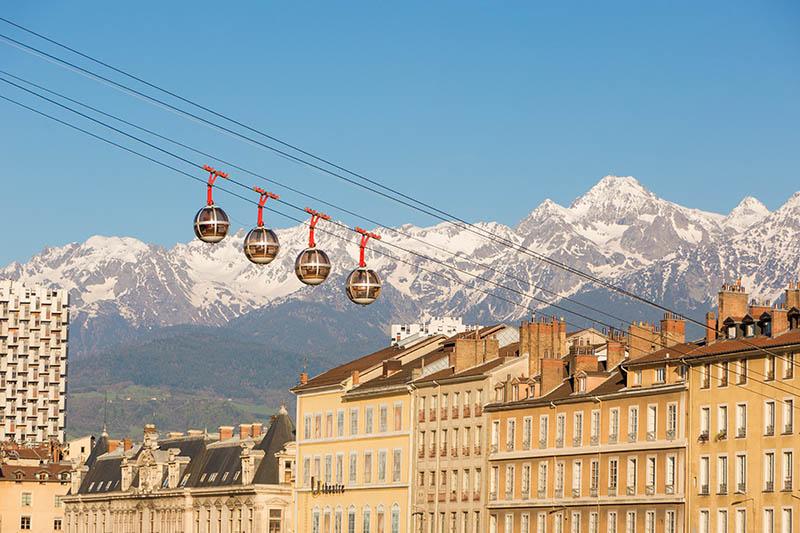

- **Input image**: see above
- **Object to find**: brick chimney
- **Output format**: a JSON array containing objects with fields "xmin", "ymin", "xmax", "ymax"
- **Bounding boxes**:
[
  {"xmin": 108, "ymin": 440, "xmax": 120, "ymax": 453},
  {"xmin": 540, "ymin": 359, "xmax": 565, "ymax": 396},
  {"xmin": 452, "ymin": 338, "xmax": 499, "ymax": 373},
  {"xmin": 770, "ymin": 307, "xmax": 789, "ymax": 335},
  {"xmin": 705, "ymin": 312, "xmax": 717, "ymax": 345},
  {"xmin": 786, "ymin": 282, "xmax": 800, "ymax": 310},
  {"xmin": 239, "ymin": 424, "xmax": 252, "ymax": 440},
  {"xmin": 352, "ymin": 370, "xmax": 359, "ymax": 385},
  {"xmin": 660, "ymin": 313, "xmax": 686, "ymax": 345},
  {"xmin": 219, "ymin": 426, "xmax": 234, "ymax": 441},
  {"xmin": 299, "ymin": 373, "xmax": 308, "ymax": 385},
  {"xmin": 123, "ymin": 438, "xmax": 132, "ymax": 451},
  {"xmin": 187, "ymin": 430, "xmax": 203, "ymax": 437},
  {"xmin": 718, "ymin": 281, "xmax": 748, "ymax": 320},
  {"xmin": 382, "ymin": 359, "xmax": 402, "ymax": 377},
  {"xmin": 520, "ymin": 316, "xmax": 566, "ymax": 380},
  {"xmin": 606, "ymin": 340, "xmax": 626, "ymax": 370},
  {"xmin": 251, "ymin": 423, "xmax": 263, "ymax": 438}
]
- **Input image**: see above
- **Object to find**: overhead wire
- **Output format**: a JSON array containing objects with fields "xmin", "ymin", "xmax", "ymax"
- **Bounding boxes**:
[
  {"xmin": 0, "ymin": 23, "xmax": 734, "ymax": 331},
  {"xmin": 5, "ymin": 90, "xmax": 800, "ymax": 408},
  {"xmin": 3, "ymin": 64, "xmax": 798, "ymax": 377}
]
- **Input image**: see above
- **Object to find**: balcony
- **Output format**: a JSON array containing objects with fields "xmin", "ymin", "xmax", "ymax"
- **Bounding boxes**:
[
  {"xmin": 462, "ymin": 446, "xmax": 470, "ymax": 456},
  {"xmin": 452, "ymin": 407, "xmax": 459, "ymax": 419},
  {"xmin": 474, "ymin": 404, "xmax": 482, "ymax": 416},
  {"xmin": 505, "ymin": 490, "xmax": 514, "ymax": 500},
  {"xmin": 590, "ymin": 435, "xmax": 599, "ymax": 446},
  {"xmin": 736, "ymin": 482, "xmax": 746, "ymax": 494},
  {"xmin": 461, "ymin": 492, "xmax": 469, "ymax": 502},
  {"xmin": 765, "ymin": 425, "xmax": 775, "ymax": 436},
  {"xmin": 429, "ymin": 409, "xmax": 437, "ymax": 422},
  {"xmin": 666, "ymin": 429, "xmax": 676, "ymax": 441},
  {"xmin": 418, "ymin": 449, "xmax": 425, "ymax": 459},
  {"xmin": 590, "ymin": 487, "xmax": 598, "ymax": 497},
  {"xmin": 697, "ymin": 431, "xmax": 709, "ymax": 443},
  {"xmin": 450, "ymin": 492, "xmax": 457, "ymax": 502},
  {"xmin": 608, "ymin": 487, "xmax": 617, "ymax": 497},
  {"xmin": 765, "ymin": 480, "xmax": 774, "ymax": 492},
  {"xmin": 609, "ymin": 433, "xmax": 618, "ymax": 445},
  {"xmin": 474, "ymin": 445, "xmax": 481, "ymax": 456},
  {"xmin": 555, "ymin": 488, "xmax": 564, "ymax": 499},
  {"xmin": 627, "ymin": 431, "xmax": 637, "ymax": 443},
  {"xmin": 463, "ymin": 405, "xmax": 471, "ymax": 418},
  {"xmin": 645, "ymin": 485, "xmax": 655, "ymax": 495},
  {"xmin": 440, "ymin": 448, "xmax": 447, "ymax": 457},
  {"xmin": 573, "ymin": 436, "xmax": 582, "ymax": 447},
  {"xmin": 784, "ymin": 424, "xmax": 793, "ymax": 435},
  {"xmin": 418, "ymin": 410, "xmax": 426, "ymax": 423},
  {"xmin": 522, "ymin": 439, "xmax": 531, "ymax": 451},
  {"xmin": 451, "ymin": 447, "xmax": 458, "ymax": 457},
  {"xmin": 521, "ymin": 491, "xmax": 529, "ymax": 500},
  {"xmin": 715, "ymin": 430, "xmax": 727, "ymax": 442},
  {"xmin": 785, "ymin": 479, "xmax": 793, "ymax": 491},
  {"xmin": 441, "ymin": 408, "xmax": 448, "ymax": 421},
  {"xmin": 572, "ymin": 488, "xmax": 580, "ymax": 498},
  {"xmin": 555, "ymin": 437, "xmax": 564, "ymax": 448},
  {"xmin": 473, "ymin": 491, "xmax": 480, "ymax": 501},
  {"xmin": 428, "ymin": 448, "xmax": 436, "ymax": 458},
  {"xmin": 736, "ymin": 428, "xmax": 746, "ymax": 438},
  {"xmin": 646, "ymin": 431, "xmax": 656, "ymax": 442},
  {"xmin": 699, "ymin": 485, "xmax": 709, "ymax": 495},
  {"xmin": 717, "ymin": 483, "xmax": 727, "ymax": 495},
  {"xmin": 539, "ymin": 439, "xmax": 547, "ymax": 449},
  {"xmin": 506, "ymin": 442, "xmax": 514, "ymax": 452},
  {"xmin": 665, "ymin": 484, "xmax": 674, "ymax": 495},
  {"xmin": 626, "ymin": 486, "xmax": 635, "ymax": 496},
  {"xmin": 427, "ymin": 492, "xmax": 434, "ymax": 503}
]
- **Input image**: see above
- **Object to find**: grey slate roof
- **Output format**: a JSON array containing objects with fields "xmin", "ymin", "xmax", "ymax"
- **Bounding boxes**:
[{"xmin": 253, "ymin": 410, "xmax": 295, "ymax": 484}]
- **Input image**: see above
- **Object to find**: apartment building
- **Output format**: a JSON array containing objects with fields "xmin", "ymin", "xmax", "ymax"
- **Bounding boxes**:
[
  {"xmin": 411, "ymin": 326, "xmax": 523, "ymax": 533},
  {"xmin": 291, "ymin": 335, "xmax": 446, "ymax": 533},
  {"xmin": 682, "ymin": 282, "xmax": 800, "ymax": 533},
  {"xmin": 486, "ymin": 315, "xmax": 688, "ymax": 533},
  {"xmin": 0, "ymin": 280, "xmax": 69, "ymax": 443}
]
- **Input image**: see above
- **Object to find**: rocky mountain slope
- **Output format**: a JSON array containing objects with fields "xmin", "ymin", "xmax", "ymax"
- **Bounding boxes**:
[{"xmin": 3, "ymin": 176, "xmax": 798, "ymax": 358}]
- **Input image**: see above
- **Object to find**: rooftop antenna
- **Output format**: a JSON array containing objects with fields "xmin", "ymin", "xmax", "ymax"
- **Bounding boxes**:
[{"xmin": 102, "ymin": 391, "xmax": 108, "ymax": 436}]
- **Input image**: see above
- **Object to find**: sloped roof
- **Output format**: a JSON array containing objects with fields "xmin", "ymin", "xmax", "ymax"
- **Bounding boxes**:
[
  {"xmin": 84, "ymin": 431, "xmax": 108, "ymax": 468},
  {"xmin": 253, "ymin": 410, "xmax": 296, "ymax": 484}
]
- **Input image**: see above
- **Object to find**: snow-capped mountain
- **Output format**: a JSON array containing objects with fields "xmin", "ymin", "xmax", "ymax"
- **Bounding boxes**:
[{"xmin": 3, "ymin": 176, "xmax": 799, "ymax": 355}]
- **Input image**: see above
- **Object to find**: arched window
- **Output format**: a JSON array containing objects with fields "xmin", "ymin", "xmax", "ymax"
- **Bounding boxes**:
[
  {"xmin": 311, "ymin": 506, "xmax": 321, "ymax": 533},
  {"xmin": 362, "ymin": 505, "xmax": 371, "ymax": 533},
  {"xmin": 347, "ymin": 506, "xmax": 357, "ymax": 533},
  {"xmin": 390, "ymin": 504, "xmax": 400, "ymax": 533},
  {"xmin": 323, "ymin": 506, "xmax": 332, "ymax": 533},
  {"xmin": 334, "ymin": 506, "xmax": 343, "ymax": 533},
  {"xmin": 375, "ymin": 505, "xmax": 385, "ymax": 533}
]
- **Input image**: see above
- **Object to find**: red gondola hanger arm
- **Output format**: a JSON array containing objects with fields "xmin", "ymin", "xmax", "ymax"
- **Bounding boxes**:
[
  {"xmin": 253, "ymin": 187, "xmax": 279, "ymax": 226},
  {"xmin": 203, "ymin": 164, "xmax": 229, "ymax": 205},
  {"xmin": 355, "ymin": 227, "xmax": 381, "ymax": 267},
  {"xmin": 305, "ymin": 207, "xmax": 330, "ymax": 248}
]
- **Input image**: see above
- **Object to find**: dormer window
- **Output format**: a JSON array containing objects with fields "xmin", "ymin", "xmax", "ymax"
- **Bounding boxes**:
[
  {"xmin": 727, "ymin": 326, "xmax": 736, "ymax": 339},
  {"xmin": 577, "ymin": 377, "xmax": 586, "ymax": 393},
  {"xmin": 745, "ymin": 324, "xmax": 754, "ymax": 337}
]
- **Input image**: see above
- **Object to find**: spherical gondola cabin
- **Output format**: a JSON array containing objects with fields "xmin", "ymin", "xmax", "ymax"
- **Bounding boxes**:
[
  {"xmin": 244, "ymin": 226, "xmax": 280, "ymax": 264},
  {"xmin": 345, "ymin": 266, "xmax": 382, "ymax": 305},
  {"xmin": 295, "ymin": 247, "xmax": 332, "ymax": 285},
  {"xmin": 193, "ymin": 205, "xmax": 230, "ymax": 243}
]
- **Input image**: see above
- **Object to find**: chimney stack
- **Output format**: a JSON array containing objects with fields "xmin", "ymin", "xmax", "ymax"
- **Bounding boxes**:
[
  {"xmin": 705, "ymin": 312, "xmax": 717, "ymax": 345},
  {"xmin": 540, "ymin": 359, "xmax": 565, "ymax": 396},
  {"xmin": 718, "ymin": 282, "xmax": 748, "ymax": 320},
  {"xmin": 786, "ymin": 283, "xmax": 800, "ymax": 310},
  {"xmin": 187, "ymin": 430, "xmax": 203, "ymax": 437},
  {"xmin": 606, "ymin": 341, "xmax": 626, "ymax": 370},
  {"xmin": 251, "ymin": 423, "xmax": 263, "ymax": 438},
  {"xmin": 219, "ymin": 426, "xmax": 234, "ymax": 441},
  {"xmin": 123, "ymin": 438, "xmax": 132, "ymax": 451},
  {"xmin": 239, "ymin": 424, "xmax": 252, "ymax": 440},
  {"xmin": 108, "ymin": 440, "xmax": 119, "ymax": 453},
  {"xmin": 520, "ymin": 317, "xmax": 566, "ymax": 381},
  {"xmin": 352, "ymin": 370, "xmax": 360, "ymax": 385},
  {"xmin": 299, "ymin": 373, "xmax": 308, "ymax": 385}
]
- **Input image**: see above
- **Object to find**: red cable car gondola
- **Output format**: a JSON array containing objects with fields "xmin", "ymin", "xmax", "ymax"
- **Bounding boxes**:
[
  {"xmin": 243, "ymin": 187, "xmax": 280, "ymax": 264},
  {"xmin": 193, "ymin": 165, "xmax": 230, "ymax": 243},
  {"xmin": 295, "ymin": 208, "xmax": 332, "ymax": 285},
  {"xmin": 345, "ymin": 228, "xmax": 382, "ymax": 305}
]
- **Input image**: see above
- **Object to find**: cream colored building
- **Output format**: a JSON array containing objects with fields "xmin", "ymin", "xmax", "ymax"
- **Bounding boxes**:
[
  {"xmin": 0, "ymin": 280, "xmax": 69, "ymax": 443},
  {"xmin": 291, "ymin": 335, "xmax": 446, "ymax": 533},
  {"xmin": 0, "ymin": 448, "xmax": 70, "ymax": 533},
  {"xmin": 411, "ymin": 326, "xmax": 524, "ymax": 533},
  {"xmin": 63, "ymin": 412, "xmax": 295, "ymax": 533}
]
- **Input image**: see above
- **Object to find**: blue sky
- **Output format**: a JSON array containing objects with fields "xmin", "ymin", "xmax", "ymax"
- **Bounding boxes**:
[{"xmin": 1, "ymin": 1, "xmax": 798, "ymax": 267}]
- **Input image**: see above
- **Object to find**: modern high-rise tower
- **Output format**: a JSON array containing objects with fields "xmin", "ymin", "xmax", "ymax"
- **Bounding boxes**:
[{"xmin": 0, "ymin": 280, "xmax": 69, "ymax": 443}]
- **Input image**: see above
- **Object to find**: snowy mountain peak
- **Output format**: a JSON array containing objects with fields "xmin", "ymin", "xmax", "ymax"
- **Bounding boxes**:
[
  {"xmin": 723, "ymin": 196, "xmax": 770, "ymax": 232},
  {"xmin": 569, "ymin": 176, "xmax": 653, "ymax": 212}
]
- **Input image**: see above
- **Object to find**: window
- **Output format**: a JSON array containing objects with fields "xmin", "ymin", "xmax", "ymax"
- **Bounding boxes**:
[
  {"xmin": 505, "ymin": 465, "xmax": 515, "ymax": 498},
  {"xmin": 347, "ymin": 507, "xmax": 356, "ymax": 533},
  {"xmin": 556, "ymin": 413, "xmax": 566, "ymax": 446},
  {"xmin": 363, "ymin": 451, "xmax": 372, "ymax": 484},
  {"xmin": 735, "ymin": 453, "xmax": 747, "ymax": 492},
  {"xmin": 539, "ymin": 414, "xmax": 549, "ymax": 446},
  {"xmin": 634, "ymin": 370, "xmax": 642, "ymax": 385},
  {"xmin": 781, "ymin": 509, "xmax": 792, "ymax": 533},
  {"xmin": 571, "ymin": 513, "xmax": 580, "ymax": 533},
  {"xmin": 573, "ymin": 412, "xmax": 583, "ymax": 446},
  {"xmin": 270, "ymin": 510, "xmax": 282, "ymax": 533},
  {"xmin": 21, "ymin": 517, "xmax": 31, "ymax": 530},
  {"xmin": 589, "ymin": 512, "xmax": 598, "ymax": 533},
  {"xmin": 767, "ymin": 356, "xmax": 776, "ymax": 380},
  {"xmin": 608, "ymin": 458, "xmax": 619, "ymax": 490},
  {"xmin": 522, "ymin": 514, "xmax": 531, "ymax": 533},
  {"xmin": 628, "ymin": 406, "xmax": 638, "ymax": 442},
  {"xmin": 590, "ymin": 460, "xmax": 599, "ymax": 493},
  {"xmin": 736, "ymin": 403, "xmax": 747, "ymax": 438},
  {"xmin": 337, "ymin": 409, "xmax": 345, "ymax": 437},
  {"xmin": 699, "ymin": 510, "xmax": 710, "ymax": 533},
  {"xmin": 555, "ymin": 462, "xmax": 565, "ymax": 495},
  {"xmin": 608, "ymin": 511, "xmax": 617, "ymax": 533},
  {"xmin": 783, "ymin": 450, "xmax": 793, "ymax": 490},
  {"xmin": 304, "ymin": 414, "xmax": 312, "ymax": 439},
  {"xmin": 54, "ymin": 495, "xmax": 63, "ymax": 508},
  {"xmin": 609, "ymin": 408, "xmax": 619, "ymax": 442},
  {"xmin": 379, "ymin": 404, "xmax": 388, "ymax": 432},
  {"xmin": 625, "ymin": 511, "xmax": 636, "ymax": 533},
  {"xmin": 326, "ymin": 411, "xmax": 334, "ymax": 437},
  {"xmin": 627, "ymin": 457, "xmax": 637, "ymax": 493},
  {"xmin": 377, "ymin": 450, "xmax": 387, "ymax": 483},
  {"xmin": 21, "ymin": 492, "xmax": 32, "ymax": 506},
  {"xmin": 505, "ymin": 514, "xmax": 514, "ymax": 533},
  {"xmin": 718, "ymin": 405, "xmax": 728, "ymax": 439},
  {"xmin": 362, "ymin": 507, "xmax": 371, "ymax": 533},
  {"xmin": 336, "ymin": 453, "xmax": 344, "ymax": 484},
  {"xmin": 666, "ymin": 403, "xmax": 677, "ymax": 438},
  {"xmin": 491, "ymin": 420, "xmax": 500, "ymax": 452},
  {"xmin": 392, "ymin": 448, "xmax": 401, "ymax": 483},
  {"xmin": 538, "ymin": 513, "xmax": 547, "ymax": 533},
  {"xmin": 393, "ymin": 402, "xmax": 402, "ymax": 432},
  {"xmin": 720, "ymin": 362, "xmax": 729, "ymax": 386},
  {"xmin": 591, "ymin": 410, "xmax": 600, "ymax": 444},
  {"xmin": 646, "ymin": 456, "xmax": 656, "ymax": 490},
  {"xmin": 303, "ymin": 456, "xmax": 311, "ymax": 486},
  {"xmin": 391, "ymin": 505, "xmax": 400, "ymax": 533},
  {"xmin": 701, "ymin": 363, "xmax": 711, "ymax": 388},
  {"xmin": 578, "ymin": 376, "xmax": 586, "ymax": 392},
  {"xmin": 54, "ymin": 519, "xmax": 63, "ymax": 531},
  {"xmin": 766, "ymin": 401, "xmax": 776, "ymax": 435},
  {"xmin": 325, "ymin": 454, "xmax": 333, "ymax": 483},
  {"xmin": 572, "ymin": 460, "xmax": 582, "ymax": 497},
  {"xmin": 765, "ymin": 452, "xmax": 775, "ymax": 491},
  {"xmin": 665, "ymin": 511, "xmax": 676, "ymax": 533},
  {"xmin": 737, "ymin": 359, "xmax": 747, "ymax": 384},
  {"xmin": 522, "ymin": 463, "xmax": 531, "ymax": 497},
  {"xmin": 764, "ymin": 509, "xmax": 774, "ymax": 533},
  {"xmin": 646, "ymin": 405, "xmax": 656, "ymax": 440},
  {"xmin": 365, "ymin": 406, "xmax": 374, "ymax": 433},
  {"xmin": 349, "ymin": 452, "xmax": 357, "ymax": 484},
  {"xmin": 350, "ymin": 408, "xmax": 359, "ymax": 436},
  {"xmin": 783, "ymin": 399, "xmax": 794, "ymax": 433},
  {"xmin": 784, "ymin": 354, "xmax": 794, "ymax": 379},
  {"xmin": 717, "ymin": 510, "xmax": 727, "ymax": 533},
  {"xmin": 700, "ymin": 406, "xmax": 710, "ymax": 438},
  {"xmin": 718, "ymin": 455, "xmax": 728, "ymax": 493},
  {"xmin": 735, "ymin": 509, "xmax": 746, "ymax": 533},
  {"xmin": 490, "ymin": 466, "xmax": 499, "ymax": 499},
  {"xmin": 699, "ymin": 456, "xmax": 710, "ymax": 493},
  {"xmin": 655, "ymin": 366, "xmax": 665, "ymax": 383},
  {"xmin": 507, "ymin": 419, "xmax": 516, "ymax": 451},
  {"xmin": 538, "ymin": 462, "xmax": 548, "ymax": 496},
  {"xmin": 523, "ymin": 417, "xmax": 533, "ymax": 450},
  {"xmin": 645, "ymin": 511, "xmax": 655, "ymax": 533}
]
